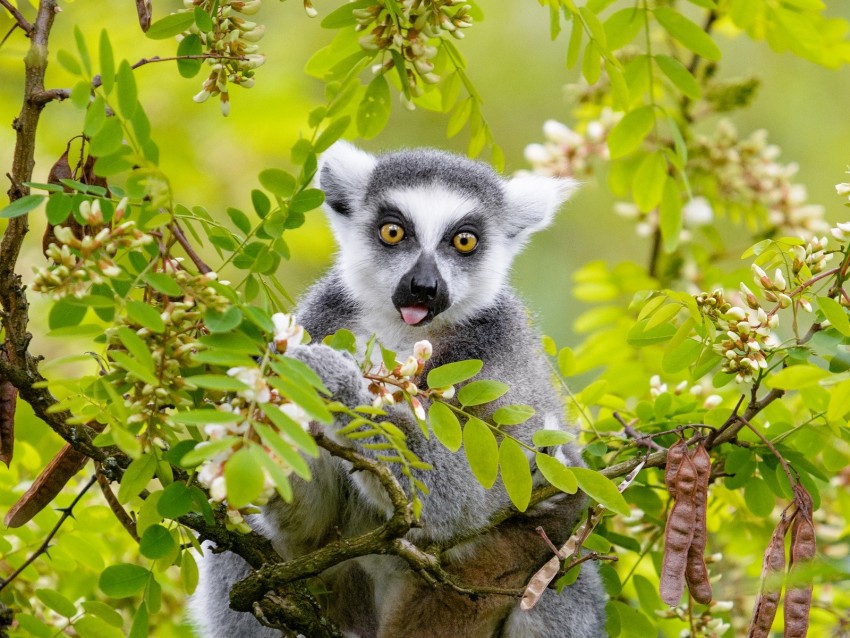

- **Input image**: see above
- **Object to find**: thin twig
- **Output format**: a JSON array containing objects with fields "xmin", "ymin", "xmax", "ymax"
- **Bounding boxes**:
[
  {"xmin": 0, "ymin": 0, "xmax": 31, "ymax": 34},
  {"xmin": 737, "ymin": 416, "xmax": 797, "ymax": 488},
  {"xmin": 615, "ymin": 411, "xmax": 664, "ymax": 451},
  {"xmin": 95, "ymin": 463, "xmax": 139, "ymax": 541},
  {"xmin": 0, "ymin": 475, "xmax": 96, "ymax": 593},
  {"xmin": 169, "ymin": 221, "xmax": 212, "ymax": 274}
]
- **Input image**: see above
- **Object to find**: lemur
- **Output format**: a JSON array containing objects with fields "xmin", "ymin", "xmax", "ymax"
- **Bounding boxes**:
[{"xmin": 190, "ymin": 142, "xmax": 607, "ymax": 637}]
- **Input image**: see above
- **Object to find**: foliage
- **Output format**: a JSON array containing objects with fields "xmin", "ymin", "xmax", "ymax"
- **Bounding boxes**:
[{"xmin": 1, "ymin": 1, "xmax": 849, "ymax": 637}]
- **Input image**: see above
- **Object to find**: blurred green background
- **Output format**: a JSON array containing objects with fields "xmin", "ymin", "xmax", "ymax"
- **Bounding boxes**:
[{"xmin": 2, "ymin": 0, "xmax": 850, "ymax": 355}]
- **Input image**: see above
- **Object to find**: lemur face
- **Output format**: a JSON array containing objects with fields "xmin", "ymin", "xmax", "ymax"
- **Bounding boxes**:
[{"xmin": 317, "ymin": 142, "xmax": 576, "ymax": 332}]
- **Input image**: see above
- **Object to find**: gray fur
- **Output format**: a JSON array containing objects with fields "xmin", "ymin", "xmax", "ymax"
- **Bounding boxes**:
[{"xmin": 192, "ymin": 143, "xmax": 604, "ymax": 637}]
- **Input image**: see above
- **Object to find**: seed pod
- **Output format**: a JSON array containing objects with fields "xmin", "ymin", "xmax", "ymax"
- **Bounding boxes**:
[
  {"xmin": 665, "ymin": 438, "xmax": 688, "ymax": 497},
  {"xmin": 784, "ymin": 503, "xmax": 815, "ymax": 638},
  {"xmin": 747, "ymin": 512, "xmax": 792, "ymax": 638},
  {"xmin": 0, "ymin": 378, "xmax": 16, "ymax": 467},
  {"xmin": 685, "ymin": 443, "xmax": 713, "ymax": 604},
  {"xmin": 4, "ymin": 444, "xmax": 90, "ymax": 527},
  {"xmin": 660, "ymin": 453, "xmax": 698, "ymax": 606}
]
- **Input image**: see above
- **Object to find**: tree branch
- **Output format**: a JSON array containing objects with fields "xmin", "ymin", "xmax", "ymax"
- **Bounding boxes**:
[
  {"xmin": 0, "ymin": 0, "xmax": 32, "ymax": 35},
  {"xmin": 0, "ymin": 475, "xmax": 96, "ymax": 593}
]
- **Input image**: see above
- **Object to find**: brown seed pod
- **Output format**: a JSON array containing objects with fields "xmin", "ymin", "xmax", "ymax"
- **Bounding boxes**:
[
  {"xmin": 665, "ymin": 438, "xmax": 688, "ymax": 497},
  {"xmin": 685, "ymin": 443, "xmax": 713, "ymax": 604},
  {"xmin": 4, "ymin": 444, "xmax": 91, "ymax": 528},
  {"xmin": 784, "ymin": 504, "xmax": 815, "ymax": 638},
  {"xmin": 747, "ymin": 512, "xmax": 792, "ymax": 637},
  {"xmin": 0, "ymin": 378, "xmax": 16, "ymax": 468},
  {"xmin": 660, "ymin": 453, "xmax": 698, "ymax": 606}
]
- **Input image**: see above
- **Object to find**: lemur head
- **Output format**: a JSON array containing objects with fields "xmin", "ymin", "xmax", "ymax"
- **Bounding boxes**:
[{"xmin": 317, "ymin": 142, "xmax": 577, "ymax": 333}]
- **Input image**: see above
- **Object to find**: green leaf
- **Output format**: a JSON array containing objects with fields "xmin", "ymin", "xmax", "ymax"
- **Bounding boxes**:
[
  {"xmin": 457, "ymin": 379, "xmax": 509, "ymax": 407},
  {"xmin": 126, "ymin": 299, "xmax": 165, "ymax": 333},
  {"xmin": 604, "ymin": 7, "xmax": 646, "ymax": 49},
  {"xmin": 139, "ymin": 524, "xmax": 177, "ymax": 560},
  {"xmin": 157, "ymin": 481, "xmax": 194, "ymax": 519},
  {"xmin": 205, "ymin": 306, "xmax": 243, "ymax": 333},
  {"xmin": 109, "ymin": 350, "xmax": 158, "ymax": 385},
  {"xmin": 532, "ymin": 430, "xmax": 575, "ymax": 447},
  {"xmin": 89, "ymin": 117, "xmax": 123, "ymax": 156},
  {"xmin": 427, "ymin": 359, "xmax": 483, "ymax": 388},
  {"xmin": 80, "ymin": 602, "xmax": 123, "ymax": 628},
  {"xmin": 251, "ymin": 189, "xmax": 271, "ymax": 218},
  {"xmin": 185, "ymin": 374, "xmax": 250, "ymax": 392},
  {"xmin": 115, "ymin": 60, "xmax": 138, "ymax": 119},
  {"xmin": 128, "ymin": 603, "xmax": 148, "ymax": 638},
  {"xmin": 193, "ymin": 6, "xmax": 214, "ymax": 31},
  {"xmin": 818, "ymin": 296, "xmax": 850, "ymax": 337},
  {"xmin": 74, "ymin": 615, "xmax": 124, "ymax": 638},
  {"xmin": 566, "ymin": 19, "xmax": 584, "ymax": 69},
  {"xmin": 74, "ymin": 25, "xmax": 92, "ymax": 76},
  {"xmin": 290, "ymin": 188, "xmax": 325, "ymax": 214},
  {"xmin": 320, "ymin": 0, "xmax": 371, "ymax": 28},
  {"xmin": 499, "ymin": 438, "xmax": 532, "ymax": 511},
  {"xmin": 45, "ymin": 192, "xmax": 72, "ymax": 224},
  {"xmin": 654, "ymin": 54, "xmax": 701, "ymax": 99},
  {"xmin": 116, "ymin": 327, "xmax": 155, "ymax": 370},
  {"xmin": 117, "ymin": 453, "xmax": 157, "ymax": 503},
  {"xmin": 261, "ymin": 402, "xmax": 321, "ymax": 456},
  {"xmin": 70, "ymin": 80, "xmax": 92, "ymax": 110},
  {"xmin": 579, "ymin": 6, "xmax": 608, "ymax": 48},
  {"xmin": 766, "ymin": 364, "xmax": 828, "ymax": 390},
  {"xmin": 99, "ymin": 563, "xmax": 150, "ymax": 598},
  {"xmin": 607, "ymin": 106, "xmax": 655, "ymax": 158},
  {"xmin": 492, "ymin": 404, "xmax": 535, "ymax": 426},
  {"xmin": 144, "ymin": 272, "xmax": 182, "ymax": 296},
  {"xmin": 99, "ymin": 30, "xmax": 115, "ymax": 94},
  {"xmin": 0, "ymin": 194, "xmax": 45, "ymax": 218},
  {"xmin": 662, "ymin": 338, "xmax": 702, "ymax": 374},
  {"xmin": 36, "ymin": 589, "xmax": 77, "ymax": 618},
  {"xmin": 429, "ymin": 401, "xmax": 462, "ymax": 452},
  {"xmin": 654, "ymin": 7, "xmax": 722, "ymax": 61},
  {"xmin": 744, "ymin": 476, "xmax": 775, "ymax": 516},
  {"xmin": 447, "ymin": 97, "xmax": 473, "ymax": 138},
  {"xmin": 827, "ymin": 379, "xmax": 850, "ymax": 421},
  {"xmin": 254, "ymin": 421, "xmax": 313, "ymax": 479},
  {"xmin": 57, "ymin": 49, "xmax": 81, "ymax": 76},
  {"xmin": 259, "ymin": 168, "xmax": 296, "ymax": 198},
  {"xmin": 171, "ymin": 409, "xmax": 244, "ymax": 425},
  {"xmin": 225, "ymin": 446, "xmax": 266, "ymax": 508},
  {"xmin": 659, "ymin": 176, "xmax": 682, "ymax": 253},
  {"xmin": 314, "ymin": 116, "xmax": 351, "ymax": 153},
  {"xmin": 626, "ymin": 318, "xmax": 676, "ymax": 346},
  {"xmin": 325, "ymin": 328, "xmax": 357, "ymax": 353},
  {"xmin": 571, "ymin": 467, "xmax": 630, "ymax": 516},
  {"xmin": 250, "ymin": 443, "xmax": 293, "ymax": 502},
  {"xmin": 463, "ymin": 418, "xmax": 498, "ymax": 489},
  {"xmin": 357, "ymin": 74, "xmax": 391, "ymax": 139},
  {"xmin": 181, "ymin": 552, "xmax": 200, "ymax": 595},
  {"xmin": 180, "ymin": 438, "xmax": 237, "ymax": 467},
  {"xmin": 632, "ymin": 152, "xmax": 667, "ymax": 212},
  {"xmin": 269, "ymin": 376, "xmax": 333, "ymax": 424},
  {"xmin": 536, "ymin": 453, "xmax": 578, "ymax": 494},
  {"xmin": 177, "ymin": 34, "xmax": 203, "ymax": 78},
  {"xmin": 146, "ymin": 12, "xmax": 195, "ymax": 39}
]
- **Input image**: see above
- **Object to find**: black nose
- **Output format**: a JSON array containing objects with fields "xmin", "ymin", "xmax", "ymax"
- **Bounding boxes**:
[{"xmin": 410, "ymin": 273, "xmax": 438, "ymax": 299}]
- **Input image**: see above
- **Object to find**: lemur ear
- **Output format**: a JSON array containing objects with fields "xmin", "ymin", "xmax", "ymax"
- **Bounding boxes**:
[
  {"xmin": 503, "ymin": 174, "xmax": 579, "ymax": 240},
  {"xmin": 316, "ymin": 141, "xmax": 377, "ymax": 218}
]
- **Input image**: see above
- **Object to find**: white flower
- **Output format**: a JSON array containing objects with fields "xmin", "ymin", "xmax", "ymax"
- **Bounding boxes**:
[
  {"xmin": 438, "ymin": 385, "xmax": 455, "ymax": 400},
  {"xmin": 835, "ymin": 182, "xmax": 850, "ymax": 196},
  {"xmin": 413, "ymin": 340, "xmax": 433, "ymax": 362},
  {"xmin": 209, "ymin": 475, "xmax": 227, "ymax": 502},
  {"xmin": 703, "ymin": 395, "xmax": 723, "ymax": 409},
  {"xmin": 398, "ymin": 356, "xmax": 418, "ymax": 378},
  {"xmin": 279, "ymin": 402, "xmax": 311, "ymax": 431},
  {"xmin": 411, "ymin": 397, "xmax": 426, "ymax": 422},
  {"xmin": 228, "ymin": 366, "xmax": 271, "ymax": 403},
  {"xmin": 271, "ymin": 312, "xmax": 304, "ymax": 351},
  {"xmin": 682, "ymin": 196, "xmax": 713, "ymax": 227}
]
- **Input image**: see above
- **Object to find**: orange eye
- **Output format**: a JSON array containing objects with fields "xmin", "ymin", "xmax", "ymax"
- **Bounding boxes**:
[
  {"xmin": 379, "ymin": 223, "xmax": 405, "ymax": 245},
  {"xmin": 452, "ymin": 232, "xmax": 478, "ymax": 253}
]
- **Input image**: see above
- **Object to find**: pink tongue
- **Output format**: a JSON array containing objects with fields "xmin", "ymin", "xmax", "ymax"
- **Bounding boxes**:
[{"xmin": 400, "ymin": 306, "xmax": 429, "ymax": 325}]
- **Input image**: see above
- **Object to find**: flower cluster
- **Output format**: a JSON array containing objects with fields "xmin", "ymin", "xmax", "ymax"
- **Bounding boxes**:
[
  {"xmin": 655, "ymin": 597, "xmax": 733, "ymax": 637},
  {"xmin": 108, "ymin": 268, "xmax": 230, "ymax": 425},
  {"xmin": 355, "ymin": 0, "xmax": 473, "ymax": 107},
  {"xmin": 183, "ymin": 0, "xmax": 266, "ymax": 116},
  {"xmin": 649, "ymin": 375, "xmax": 722, "ymax": 410},
  {"xmin": 33, "ymin": 198, "xmax": 153, "ymax": 298},
  {"xmin": 708, "ymin": 299, "xmax": 778, "ymax": 384},
  {"xmin": 366, "ymin": 340, "xmax": 442, "ymax": 419},
  {"xmin": 523, "ymin": 110, "xmax": 618, "ymax": 179},
  {"xmin": 194, "ymin": 313, "xmax": 314, "ymax": 525},
  {"xmin": 688, "ymin": 120, "xmax": 829, "ymax": 239}
]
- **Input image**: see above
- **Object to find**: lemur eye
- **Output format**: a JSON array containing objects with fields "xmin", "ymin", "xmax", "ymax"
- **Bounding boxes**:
[
  {"xmin": 452, "ymin": 232, "xmax": 478, "ymax": 253},
  {"xmin": 379, "ymin": 223, "xmax": 405, "ymax": 245}
]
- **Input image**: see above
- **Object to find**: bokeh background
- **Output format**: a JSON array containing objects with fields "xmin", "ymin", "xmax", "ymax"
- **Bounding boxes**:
[{"xmin": 3, "ymin": 1, "xmax": 850, "ymax": 352}]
